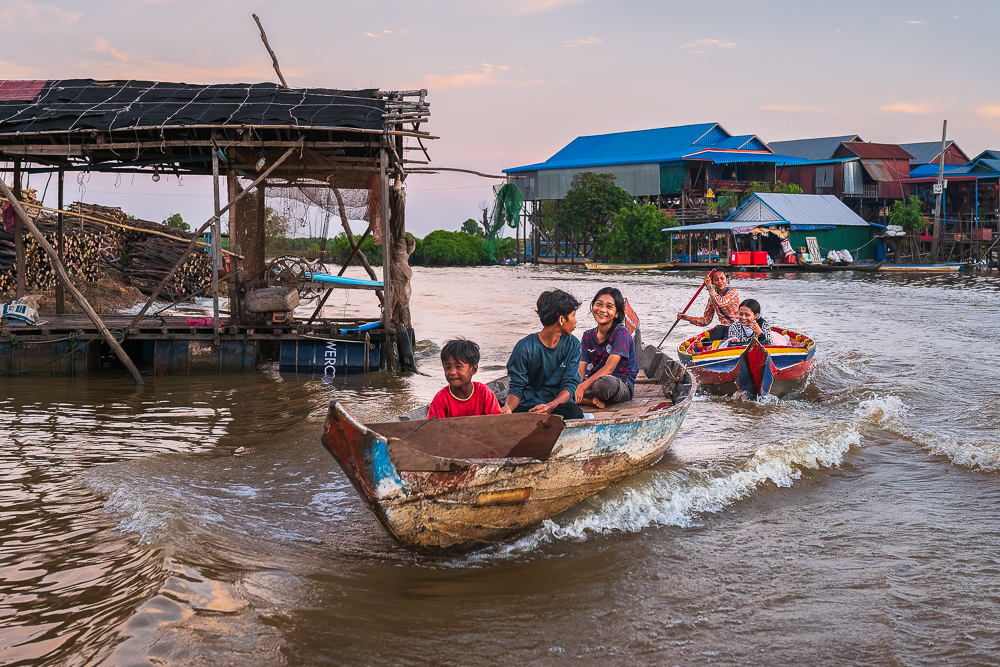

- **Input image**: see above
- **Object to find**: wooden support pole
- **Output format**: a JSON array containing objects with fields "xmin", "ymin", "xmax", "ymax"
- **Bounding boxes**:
[
  {"xmin": 211, "ymin": 130, "xmax": 222, "ymax": 347},
  {"xmin": 13, "ymin": 160, "xmax": 23, "ymax": 298},
  {"xmin": 380, "ymin": 148, "xmax": 393, "ymax": 372},
  {"xmin": 226, "ymin": 164, "xmax": 241, "ymax": 324},
  {"xmin": 127, "ymin": 141, "xmax": 301, "ymax": 329},
  {"xmin": 332, "ymin": 185, "xmax": 384, "ymax": 304},
  {"xmin": 932, "ymin": 119, "xmax": 947, "ymax": 262},
  {"xmin": 0, "ymin": 178, "xmax": 144, "ymax": 385},
  {"xmin": 55, "ymin": 169, "xmax": 65, "ymax": 314}
]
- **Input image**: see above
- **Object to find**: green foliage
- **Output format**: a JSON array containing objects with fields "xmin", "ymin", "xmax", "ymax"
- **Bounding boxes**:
[
  {"xmin": 556, "ymin": 172, "xmax": 635, "ymax": 238},
  {"xmin": 461, "ymin": 218, "xmax": 484, "ymax": 237},
  {"xmin": 743, "ymin": 180, "xmax": 804, "ymax": 197},
  {"xmin": 890, "ymin": 195, "xmax": 927, "ymax": 232},
  {"xmin": 417, "ymin": 230, "xmax": 489, "ymax": 266},
  {"xmin": 599, "ymin": 205, "xmax": 678, "ymax": 263},
  {"xmin": 163, "ymin": 213, "xmax": 189, "ymax": 231},
  {"xmin": 328, "ymin": 233, "xmax": 383, "ymax": 267}
]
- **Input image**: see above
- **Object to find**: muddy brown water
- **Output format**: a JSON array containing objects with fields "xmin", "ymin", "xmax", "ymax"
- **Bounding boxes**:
[{"xmin": 2, "ymin": 266, "xmax": 999, "ymax": 666}]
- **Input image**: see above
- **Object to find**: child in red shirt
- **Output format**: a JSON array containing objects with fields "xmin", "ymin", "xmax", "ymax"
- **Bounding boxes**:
[{"xmin": 427, "ymin": 339, "xmax": 502, "ymax": 419}]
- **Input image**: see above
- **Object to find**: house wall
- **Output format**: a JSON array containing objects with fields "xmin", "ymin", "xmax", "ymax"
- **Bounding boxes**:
[{"xmin": 788, "ymin": 225, "xmax": 876, "ymax": 260}]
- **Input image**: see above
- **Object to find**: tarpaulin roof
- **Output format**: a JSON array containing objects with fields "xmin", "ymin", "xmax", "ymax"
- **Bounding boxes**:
[
  {"xmin": 765, "ymin": 135, "xmax": 862, "ymax": 161},
  {"xmin": 504, "ymin": 122, "xmax": 805, "ymax": 173},
  {"xmin": 0, "ymin": 79, "xmax": 385, "ymax": 134}
]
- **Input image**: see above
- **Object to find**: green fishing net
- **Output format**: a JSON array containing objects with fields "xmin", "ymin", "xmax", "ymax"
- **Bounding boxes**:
[{"xmin": 482, "ymin": 182, "xmax": 523, "ymax": 261}]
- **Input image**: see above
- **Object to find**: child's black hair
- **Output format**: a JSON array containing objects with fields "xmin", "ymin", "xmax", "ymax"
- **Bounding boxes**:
[
  {"xmin": 536, "ymin": 289, "xmax": 582, "ymax": 327},
  {"xmin": 591, "ymin": 287, "xmax": 626, "ymax": 329},
  {"xmin": 739, "ymin": 298, "xmax": 761, "ymax": 315},
  {"xmin": 441, "ymin": 338, "xmax": 481, "ymax": 366}
]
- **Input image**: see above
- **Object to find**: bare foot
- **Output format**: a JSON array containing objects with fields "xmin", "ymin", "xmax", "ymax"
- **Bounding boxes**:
[{"xmin": 591, "ymin": 398, "xmax": 605, "ymax": 409}]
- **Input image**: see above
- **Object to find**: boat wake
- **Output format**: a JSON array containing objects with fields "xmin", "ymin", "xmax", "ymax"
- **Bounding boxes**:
[
  {"xmin": 855, "ymin": 394, "xmax": 1000, "ymax": 471},
  {"xmin": 475, "ymin": 415, "xmax": 864, "ymax": 559}
]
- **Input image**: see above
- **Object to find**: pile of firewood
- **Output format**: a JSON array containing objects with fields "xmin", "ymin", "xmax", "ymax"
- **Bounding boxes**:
[{"xmin": 0, "ymin": 202, "xmax": 213, "ymax": 298}]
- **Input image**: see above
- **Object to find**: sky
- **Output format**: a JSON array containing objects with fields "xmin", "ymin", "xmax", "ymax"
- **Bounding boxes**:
[{"xmin": 3, "ymin": 0, "xmax": 999, "ymax": 237}]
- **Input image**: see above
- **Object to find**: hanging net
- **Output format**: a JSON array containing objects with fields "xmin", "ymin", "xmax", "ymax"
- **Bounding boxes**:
[{"xmin": 482, "ymin": 182, "xmax": 523, "ymax": 261}]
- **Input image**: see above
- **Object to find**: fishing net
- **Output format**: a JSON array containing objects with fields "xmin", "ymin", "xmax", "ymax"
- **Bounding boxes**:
[{"xmin": 482, "ymin": 182, "xmax": 523, "ymax": 261}]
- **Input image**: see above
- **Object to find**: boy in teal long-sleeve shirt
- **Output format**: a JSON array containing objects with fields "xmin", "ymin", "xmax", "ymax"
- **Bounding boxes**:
[{"xmin": 502, "ymin": 289, "xmax": 585, "ymax": 420}]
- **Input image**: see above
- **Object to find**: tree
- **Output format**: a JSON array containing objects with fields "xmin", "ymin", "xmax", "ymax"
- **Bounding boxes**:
[
  {"xmin": 556, "ymin": 172, "xmax": 635, "ymax": 240},
  {"xmin": 889, "ymin": 195, "xmax": 926, "ymax": 232},
  {"xmin": 265, "ymin": 206, "xmax": 290, "ymax": 244},
  {"xmin": 163, "ymin": 213, "xmax": 189, "ymax": 231},
  {"xmin": 461, "ymin": 218, "xmax": 484, "ymax": 237},
  {"xmin": 599, "ymin": 205, "xmax": 678, "ymax": 263}
]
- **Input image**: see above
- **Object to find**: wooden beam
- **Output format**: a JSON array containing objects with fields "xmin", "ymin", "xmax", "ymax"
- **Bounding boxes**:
[
  {"xmin": 252, "ymin": 13, "xmax": 289, "ymax": 89},
  {"xmin": 13, "ymin": 160, "xmax": 23, "ymax": 298},
  {"xmin": 332, "ymin": 185, "xmax": 384, "ymax": 305},
  {"xmin": 380, "ymin": 149, "xmax": 393, "ymax": 371},
  {"xmin": 0, "ymin": 178, "xmax": 144, "ymax": 385},
  {"xmin": 127, "ymin": 140, "xmax": 302, "ymax": 329},
  {"xmin": 55, "ymin": 169, "xmax": 64, "ymax": 314},
  {"xmin": 211, "ymin": 130, "xmax": 222, "ymax": 347}
]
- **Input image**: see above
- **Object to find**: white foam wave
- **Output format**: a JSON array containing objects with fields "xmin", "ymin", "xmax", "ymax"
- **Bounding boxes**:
[
  {"xmin": 485, "ymin": 420, "xmax": 862, "ymax": 556},
  {"xmin": 856, "ymin": 394, "xmax": 1000, "ymax": 471}
]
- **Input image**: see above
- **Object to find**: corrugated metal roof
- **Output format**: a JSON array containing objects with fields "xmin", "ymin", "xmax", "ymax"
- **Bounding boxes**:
[
  {"xmin": 971, "ymin": 158, "xmax": 1000, "ymax": 173},
  {"xmin": 839, "ymin": 142, "xmax": 914, "ymax": 160},
  {"xmin": 506, "ymin": 123, "xmax": 802, "ymax": 173},
  {"xmin": 725, "ymin": 193, "xmax": 870, "ymax": 227},
  {"xmin": 899, "ymin": 140, "xmax": 961, "ymax": 165},
  {"xmin": 668, "ymin": 219, "xmax": 785, "ymax": 232},
  {"xmin": 909, "ymin": 162, "xmax": 975, "ymax": 178},
  {"xmin": 860, "ymin": 159, "xmax": 893, "ymax": 182},
  {"xmin": 765, "ymin": 135, "xmax": 862, "ymax": 160},
  {"xmin": 974, "ymin": 150, "xmax": 1000, "ymax": 161}
]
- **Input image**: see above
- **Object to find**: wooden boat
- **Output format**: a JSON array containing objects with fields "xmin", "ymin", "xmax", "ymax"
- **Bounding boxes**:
[
  {"xmin": 320, "ymin": 344, "xmax": 697, "ymax": 553},
  {"xmin": 878, "ymin": 263, "xmax": 963, "ymax": 273},
  {"xmin": 584, "ymin": 262, "xmax": 672, "ymax": 271},
  {"xmin": 677, "ymin": 328, "xmax": 815, "ymax": 399},
  {"xmin": 802, "ymin": 262, "xmax": 883, "ymax": 273}
]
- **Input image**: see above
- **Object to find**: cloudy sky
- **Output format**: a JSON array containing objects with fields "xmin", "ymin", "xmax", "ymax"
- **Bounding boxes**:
[{"xmin": 3, "ymin": 0, "xmax": 998, "ymax": 236}]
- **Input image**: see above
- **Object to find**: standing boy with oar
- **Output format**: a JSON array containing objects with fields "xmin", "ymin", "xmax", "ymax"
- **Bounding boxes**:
[{"xmin": 677, "ymin": 270, "xmax": 741, "ymax": 342}]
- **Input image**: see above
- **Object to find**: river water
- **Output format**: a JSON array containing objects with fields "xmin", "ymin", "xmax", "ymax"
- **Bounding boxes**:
[{"xmin": 2, "ymin": 266, "xmax": 999, "ymax": 666}]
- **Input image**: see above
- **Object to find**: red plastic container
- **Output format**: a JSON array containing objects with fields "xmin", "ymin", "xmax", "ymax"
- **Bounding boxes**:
[
  {"xmin": 751, "ymin": 251, "xmax": 769, "ymax": 265},
  {"xmin": 729, "ymin": 251, "xmax": 751, "ymax": 265}
]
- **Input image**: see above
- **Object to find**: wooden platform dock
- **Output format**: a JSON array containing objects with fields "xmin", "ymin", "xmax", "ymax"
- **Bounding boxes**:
[{"xmin": 0, "ymin": 314, "xmax": 391, "ymax": 378}]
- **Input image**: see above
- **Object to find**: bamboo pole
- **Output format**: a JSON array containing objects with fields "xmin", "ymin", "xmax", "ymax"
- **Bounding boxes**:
[
  {"xmin": 56, "ymin": 169, "xmax": 65, "ymax": 314},
  {"xmin": 0, "ymin": 178, "xmax": 144, "ymax": 385},
  {"xmin": 252, "ymin": 13, "xmax": 289, "ymax": 89},
  {"xmin": 211, "ymin": 130, "xmax": 221, "ymax": 347},
  {"xmin": 127, "ymin": 141, "xmax": 301, "ymax": 329}
]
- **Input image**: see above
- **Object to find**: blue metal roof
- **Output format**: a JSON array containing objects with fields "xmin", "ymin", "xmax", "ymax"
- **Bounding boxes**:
[
  {"xmin": 505, "ymin": 123, "xmax": 808, "ymax": 173},
  {"xmin": 909, "ymin": 163, "xmax": 972, "ymax": 178},
  {"xmin": 765, "ymin": 135, "xmax": 862, "ymax": 161}
]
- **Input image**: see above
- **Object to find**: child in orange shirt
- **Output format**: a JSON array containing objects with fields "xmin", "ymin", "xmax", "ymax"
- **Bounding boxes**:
[{"xmin": 427, "ymin": 339, "xmax": 502, "ymax": 419}]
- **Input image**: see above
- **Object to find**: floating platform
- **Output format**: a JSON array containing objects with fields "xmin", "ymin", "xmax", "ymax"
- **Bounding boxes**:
[{"xmin": 0, "ymin": 314, "xmax": 392, "ymax": 377}]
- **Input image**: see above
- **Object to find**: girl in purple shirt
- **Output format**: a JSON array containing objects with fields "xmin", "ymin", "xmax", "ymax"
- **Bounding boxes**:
[{"xmin": 575, "ymin": 287, "xmax": 639, "ymax": 409}]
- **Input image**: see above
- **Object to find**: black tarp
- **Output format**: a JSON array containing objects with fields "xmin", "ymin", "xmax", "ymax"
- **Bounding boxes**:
[{"xmin": 0, "ymin": 79, "xmax": 385, "ymax": 134}]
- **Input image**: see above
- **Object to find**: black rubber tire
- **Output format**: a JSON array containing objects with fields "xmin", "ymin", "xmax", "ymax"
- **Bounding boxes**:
[{"xmin": 396, "ymin": 324, "xmax": 415, "ymax": 371}]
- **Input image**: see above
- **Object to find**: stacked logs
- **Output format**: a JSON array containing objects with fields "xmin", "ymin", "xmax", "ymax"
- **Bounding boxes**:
[{"xmin": 0, "ymin": 202, "xmax": 213, "ymax": 298}]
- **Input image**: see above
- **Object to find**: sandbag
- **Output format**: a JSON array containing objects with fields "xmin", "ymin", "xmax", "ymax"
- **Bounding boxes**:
[{"xmin": 245, "ymin": 287, "xmax": 299, "ymax": 313}]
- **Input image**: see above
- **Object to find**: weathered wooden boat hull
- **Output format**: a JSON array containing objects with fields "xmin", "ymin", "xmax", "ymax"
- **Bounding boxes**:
[
  {"xmin": 678, "ymin": 328, "xmax": 815, "ymax": 399},
  {"xmin": 879, "ymin": 263, "xmax": 962, "ymax": 273},
  {"xmin": 803, "ymin": 262, "xmax": 883, "ymax": 273},
  {"xmin": 584, "ymin": 262, "xmax": 671, "ymax": 271},
  {"xmin": 321, "ymin": 359, "xmax": 697, "ymax": 553}
]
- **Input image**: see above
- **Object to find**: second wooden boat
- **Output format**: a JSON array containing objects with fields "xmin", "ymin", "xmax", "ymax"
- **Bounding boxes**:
[
  {"xmin": 321, "ymin": 344, "xmax": 697, "ymax": 553},
  {"xmin": 878, "ymin": 263, "xmax": 963, "ymax": 273},
  {"xmin": 584, "ymin": 262, "xmax": 672, "ymax": 271},
  {"xmin": 677, "ymin": 328, "xmax": 816, "ymax": 399},
  {"xmin": 802, "ymin": 262, "xmax": 883, "ymax": 273}
]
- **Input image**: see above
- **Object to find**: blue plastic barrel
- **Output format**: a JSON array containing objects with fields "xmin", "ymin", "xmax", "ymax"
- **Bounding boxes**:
[
  {"xmin": 875, "ymin": 243, "xmax": 887, "ymax": 262},
  {"xmin": 279, "ymin": 339, "xmax": 381, "ymax": 376}
]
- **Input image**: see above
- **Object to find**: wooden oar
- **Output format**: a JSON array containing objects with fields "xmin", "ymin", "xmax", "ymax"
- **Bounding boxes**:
[{"xmin": 657, "ymin": 268, "xmax": 716, "ymax": 349}]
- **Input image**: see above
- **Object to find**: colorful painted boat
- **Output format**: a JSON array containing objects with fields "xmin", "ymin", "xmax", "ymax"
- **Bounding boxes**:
[
  {"xmin": 320, "ymin": 345, "xmax": 697, "ymax": 553},
  {"xmin": 878, "ymin": 263, "xmax": 962, "ymax": 273},
  {"xmin": 677, "ymin": 328, "xmax": 816, "ymax": 398},
  {"xmin": 584, "ymin": 262, "xmax": 672, "ymax": 271}
]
